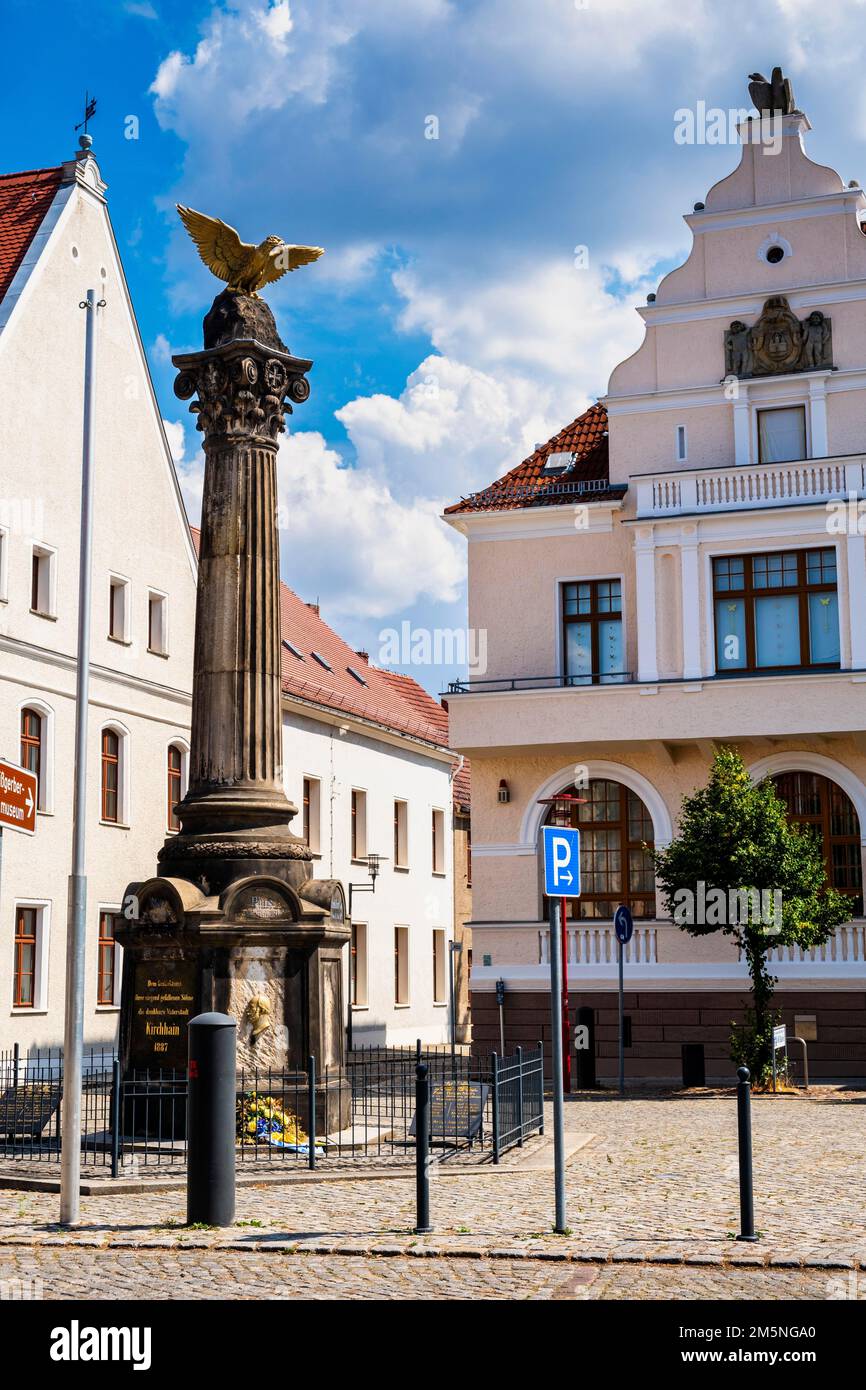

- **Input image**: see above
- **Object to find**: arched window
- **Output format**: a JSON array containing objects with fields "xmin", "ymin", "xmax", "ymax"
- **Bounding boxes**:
[
  {"xmin": 544, "ymin": 779, "xmax": 656, "ymax": 920},
  {"xmin": 101, "ymin": 729, "xmax": 120, "ymax": 823},
  {"xmin": 167, "ymin": 744, "xmax": 184, "ymax": 831},
  {"xmin": 20, "ymin": 708, "xmax": 42, "ymax": 799},
  {"xmin": 772, "ymin": 772, "xmax": 863, "ymax": 915}
]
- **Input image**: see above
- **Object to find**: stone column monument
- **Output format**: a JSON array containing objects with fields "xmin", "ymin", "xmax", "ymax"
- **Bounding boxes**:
[{"xmin": 117, "ymin": 209, "xmax": 349, "ymax": 1133}]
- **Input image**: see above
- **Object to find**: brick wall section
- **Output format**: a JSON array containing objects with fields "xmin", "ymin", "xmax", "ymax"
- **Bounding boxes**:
[{"xmin": 471, "ymin": 989, "xmax": 866, "ymax": 1081}]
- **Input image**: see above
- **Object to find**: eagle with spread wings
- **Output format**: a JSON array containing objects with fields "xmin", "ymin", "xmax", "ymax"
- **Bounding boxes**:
[{"xmin": 177, "ymin": 205, "xmax": 324, "ymax": 296}]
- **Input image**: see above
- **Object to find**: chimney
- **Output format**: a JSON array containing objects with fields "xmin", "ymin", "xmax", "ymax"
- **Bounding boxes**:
[
  {"xmin": 305, "ymin": 601, "xmax": 320, "ymax": 617},
  {"xmin": 355, "ymin": 649, "xmax": 369, "ymax": 664}
]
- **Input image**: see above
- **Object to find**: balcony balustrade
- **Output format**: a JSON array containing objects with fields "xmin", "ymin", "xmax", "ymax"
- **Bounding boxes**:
[{"xmin": 635, "ymin": 453, "xmax": 865, "ymax": 519}]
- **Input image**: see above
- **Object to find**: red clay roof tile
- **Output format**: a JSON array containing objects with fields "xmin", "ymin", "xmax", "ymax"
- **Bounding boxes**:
[
  {"xmin": 0, "ymin": 166, "xmax": 63, "ymax": 304},
  {"xmin": 445, "ymin": 402, "xmax": 621, "ymax": 514}
]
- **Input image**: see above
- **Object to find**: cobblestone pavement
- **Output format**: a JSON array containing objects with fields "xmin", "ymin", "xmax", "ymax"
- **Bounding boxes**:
[
  {"xmin": 1, "ymin": 1088, "xmax": 863, "ymax": 1274},
  {"xmin": 0, "ymin": 1248, "xmax": 844, "ymax": 1300}
]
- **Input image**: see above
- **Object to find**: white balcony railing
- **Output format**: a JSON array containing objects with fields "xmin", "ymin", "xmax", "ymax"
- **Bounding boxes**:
[
  {"xmin": 635, "ymin": 455, "xmax": 865, "ymax": 518},
  {"xmin": 751, "ymin": 922, "xmax": 866, "ymax": 967},
  {"xmin": 538, "ymin": 924, "xmax": 658, "ymax": 966},
  {"xmin": 537, "ymin": 922, "xmax": 866, "ymax": 971}
]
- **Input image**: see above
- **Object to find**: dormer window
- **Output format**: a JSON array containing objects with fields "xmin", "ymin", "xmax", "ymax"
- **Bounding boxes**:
[
  {"xmin": 311, "ymin": 651, "xmax": 332, "ymax": 671},
  {"xmin": 347, "ymin": 665, "xmax": 368, "ymax": 686},
  {"xmin": 282, "ymin": 639, "xmax": 304, "ymax": 660},
  {"xmin": 542, "ymin": 451, "xmax": 574, "ymax": 476}
]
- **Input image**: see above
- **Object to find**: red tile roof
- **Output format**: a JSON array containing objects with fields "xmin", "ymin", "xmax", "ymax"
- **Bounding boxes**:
[
  {"xmin": 444, "ymin": 402, "xmax": 622, "ymax": 514},
  {"xmin": 279, "ymin": 586, "xmax": 450, "ymax": 747},
  {"xmin": 0, "ymin": 166, "xmax": 63, "ymax": 304}
]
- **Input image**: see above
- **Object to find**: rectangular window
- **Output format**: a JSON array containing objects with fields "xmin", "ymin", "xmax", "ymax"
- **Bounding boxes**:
[
  {"xmin": 97, "ymin": 912, "xmax": 118, "ymax": 1006},
  {"xmin": 431, "ymin": 808, "xmax": 445, "ymax": 874},
  {"xmin": 394, "ymin": 926, "xmax": 409, "ymax": 1005},
  {"xmin": 562, "ymin": 579, "xmax": 625, "ymax": 685},
  {"xmin": 302, "ymin": 777, "xmax": 321, "ymax": 853},
  {"xmin": 351, "ymin": 788, "xmax": 367, "ymax": 860},
  {"xmin": 757, "ymin": 406, "xmax": 806, "ymax": 464},
  {"xmin": 351, "ymin": 923, "xmax": 368, "ymax": 1007},
  {"xmin": 148, "ymin": 592, "xmax": 167, "ymax": 654},
  {"xmin": 713, "ymin": 547, "xmax": 839, "ymax": 674},
  {"xmin": 393, "ymin": 800, "xmax": 408, "ymax": 869},
  {"xmin": 13, "ymin": 907, "xmax": 38, "ymax": 1008},
  {"xmin": 31, "ymin": 546, "xmax": 54, "ymax": 617},
  {"xmin": 432, "ymin": 929, "xmax": 447, "ymax": 1003},
  {"xmin": 676, "ymin": 424, "xmax": 687, "ymax": 461},
  {"xmin": 109, "ymin": 577, "xmax": 128, "ymax": 641}
]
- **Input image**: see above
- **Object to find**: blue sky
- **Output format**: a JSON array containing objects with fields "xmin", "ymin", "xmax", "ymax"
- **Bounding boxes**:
[{"xmin": 4, "ymin": 0, "xmax": 866, "ymax": 692}]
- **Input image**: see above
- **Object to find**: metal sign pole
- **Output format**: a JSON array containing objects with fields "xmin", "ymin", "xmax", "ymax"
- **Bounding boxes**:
[
  {"xmin": 548, "ymin": 895, "xmax": 567, "ymax": 1234},
  {"xmin": 60, "ymin": 289, "xmax": 101, "ymax": 1226},
  {"xmin": 618, "ymin": 937, "xmax": 625, "ymax": 1096},
  {"xmin": 560, "ymin": 894, "xmax": 571, "ymax": 1094}
]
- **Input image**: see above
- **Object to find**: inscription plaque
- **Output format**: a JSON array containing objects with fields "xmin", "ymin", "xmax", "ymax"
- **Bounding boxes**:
[{"xmin": 128, "ymin": 959, "xmax": 198, "ymax": 1070}]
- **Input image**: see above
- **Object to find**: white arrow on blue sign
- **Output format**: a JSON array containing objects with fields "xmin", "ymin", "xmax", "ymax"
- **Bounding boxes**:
[{"xmin": 541, "ymin": 825, "xmax": 581, "ymax": 897}]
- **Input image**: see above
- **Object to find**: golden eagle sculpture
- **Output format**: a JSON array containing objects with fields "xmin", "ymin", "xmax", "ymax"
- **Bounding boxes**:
[{"xmin": 176, "ymin": 205, "xmax": 324, "ymax": 296}]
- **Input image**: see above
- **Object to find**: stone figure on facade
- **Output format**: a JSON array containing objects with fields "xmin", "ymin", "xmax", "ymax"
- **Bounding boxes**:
[{"xmin": 724, "ymin": 297, "xmax": 833, "ymax": 380}]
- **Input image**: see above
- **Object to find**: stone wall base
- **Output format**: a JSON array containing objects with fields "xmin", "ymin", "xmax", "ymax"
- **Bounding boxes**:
[{"xmin": 471, "ymin": 988, "xmax": 866, "ymax": 1082}]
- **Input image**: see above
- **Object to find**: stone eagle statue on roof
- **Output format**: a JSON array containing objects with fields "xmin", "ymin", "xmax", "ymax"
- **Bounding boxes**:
[
  {"xmin": 176, "ymin": 205, "xmax": 324, "ymax": 297},
  {"xmin": 748, "ymin": 67, "xmax": 797, "ymax": 116}
]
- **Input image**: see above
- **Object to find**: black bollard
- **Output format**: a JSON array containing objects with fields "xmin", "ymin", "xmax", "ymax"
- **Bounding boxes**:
[
  {"xmin": 187, "ymin": 1012, "xmax": 237, "ymax": 1227},
  {"xmin": 735, "ymin": 1065, "xmax": 758, "ymax": 1242},
  {"xmin": 414, "ymin": 1062, "xmax": 432, "ymax": 1234}
]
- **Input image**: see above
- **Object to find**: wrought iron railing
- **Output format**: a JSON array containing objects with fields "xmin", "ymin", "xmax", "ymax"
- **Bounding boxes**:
[
  {"xmin": 447, "ymin": 671, "xmax": 633, "ymax": 694},
  {"xmin": 0, "ymin": 1041, "xmax": 545, "ymax": 1172}
]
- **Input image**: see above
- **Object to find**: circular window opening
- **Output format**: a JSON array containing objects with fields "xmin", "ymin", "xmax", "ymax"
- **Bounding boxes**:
[
  {"xmin": 71, "ymin": 245, "xmax": 79, "ymax": 259},
  {"xmin": 766, "ymin": 245, "xmax": 785, "ymax": 264}
]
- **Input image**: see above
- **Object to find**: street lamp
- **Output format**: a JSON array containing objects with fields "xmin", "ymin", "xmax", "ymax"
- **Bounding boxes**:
[{"xmin": 347, "ymin": 853, "xmax": 386, "ymax": 1052}]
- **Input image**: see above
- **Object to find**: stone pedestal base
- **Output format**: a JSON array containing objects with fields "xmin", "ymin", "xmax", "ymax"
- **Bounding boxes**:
[{"xmin": 116, "ymin": 870, "xmax": 349, "ymax": 1138}]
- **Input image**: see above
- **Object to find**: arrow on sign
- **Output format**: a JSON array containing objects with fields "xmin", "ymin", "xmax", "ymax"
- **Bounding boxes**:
[{"xmin": 25, "ymin": 788, "xmax": 34, "ymax": 817}]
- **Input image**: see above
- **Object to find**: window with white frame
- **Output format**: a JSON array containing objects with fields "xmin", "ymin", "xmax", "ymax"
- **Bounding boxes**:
[
  {"xmin": 13, "ymin": 902, "xmax": 48, "ymax": 1010},
  {"xmin": 432, "ymin": 808, "xmax": 446, "ymax": 874},
  {"xmin": 432, "ymin": 929, "xmax": 447, "ymax": 1003},
  {"xmin": 303, "ymin": 776, "xmax": 321, "ymax": 853},
  {"xmin": 351, "ymin": 922, "xmax": 368, "ymax": 1007},
  {"xmin": 167, "ymin": 742, "xmax": 187, "ymax": 831},
  {"xmin": 757, "ymin": 406, "xmax": 806, "ymax": 464},
  {"xmin": 394, "ymin": 926, "xmax": 410, "ymax": 1005},
  {"xmin": 20, "ymin": 702, "xmax": 52, "ymax": 812},
  {"xmin": 100, "ymin": 724, "xmax": 129, "ymax": 824},
  {"xmin": 148, "ymin": 591, "xmax": 168, "ymax": 654},
  {"xmin": 393, "ymin": 799, "xmax": 409, "ymax": 869},
  {"xmin": 30, "ymin": 545, "xmax": 55, "ymax": 617},
  {"xmin": 109, "ymin": 576, "xmax": 129, "ymax": 642},
  {"xmin": 351, "ymin": 788, "xmax": 367, "ymax": 861},
  {"xmin": 97, "ymin": 910, "xmax": 121, "ymax": 1007}
]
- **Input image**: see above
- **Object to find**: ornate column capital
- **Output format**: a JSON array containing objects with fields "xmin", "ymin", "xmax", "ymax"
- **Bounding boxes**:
[{"xmin": 173, "ymin": 340, "xmax": 312, "ymax": 444}]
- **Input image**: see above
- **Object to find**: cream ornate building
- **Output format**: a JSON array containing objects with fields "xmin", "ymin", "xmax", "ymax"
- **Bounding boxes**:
[{"xmin": 445, "ymin": 82, "xmax": 866, "ymax": 1081}]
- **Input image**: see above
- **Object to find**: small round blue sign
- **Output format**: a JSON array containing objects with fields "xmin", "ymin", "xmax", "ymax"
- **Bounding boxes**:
[{"xmin": 614, "ymin": 904, "xmax": 634, "ymax": 944}]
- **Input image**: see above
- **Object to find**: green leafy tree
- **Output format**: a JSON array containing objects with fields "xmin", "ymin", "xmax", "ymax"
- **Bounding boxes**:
[{"xmin": 652, "ymin": 748, "xmax": 850, "ymax": 1082}]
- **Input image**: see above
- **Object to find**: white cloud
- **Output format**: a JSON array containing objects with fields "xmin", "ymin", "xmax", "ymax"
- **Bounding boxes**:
[
  {"xmin": 277, "ymin": 431, "xmax": 463, "ymax": 619},
  {"xmin": 163, "ymin": 418, "xmax": 205, "ymax": 523},
  {"xmin": 153, "ymin": 333, "xmax": 172, "ymax": 363}
]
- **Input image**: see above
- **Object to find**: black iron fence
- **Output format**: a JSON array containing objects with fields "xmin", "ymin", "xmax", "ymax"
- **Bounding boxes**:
[{"xmin": 0, "ymin": 1042, "xmax": 545, "ymax": 1175}]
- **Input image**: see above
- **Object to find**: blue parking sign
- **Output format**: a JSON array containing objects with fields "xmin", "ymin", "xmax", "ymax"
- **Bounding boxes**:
[{"xmin": 542, "ymin": 825, "xmax": 581, "ymax": 897}]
